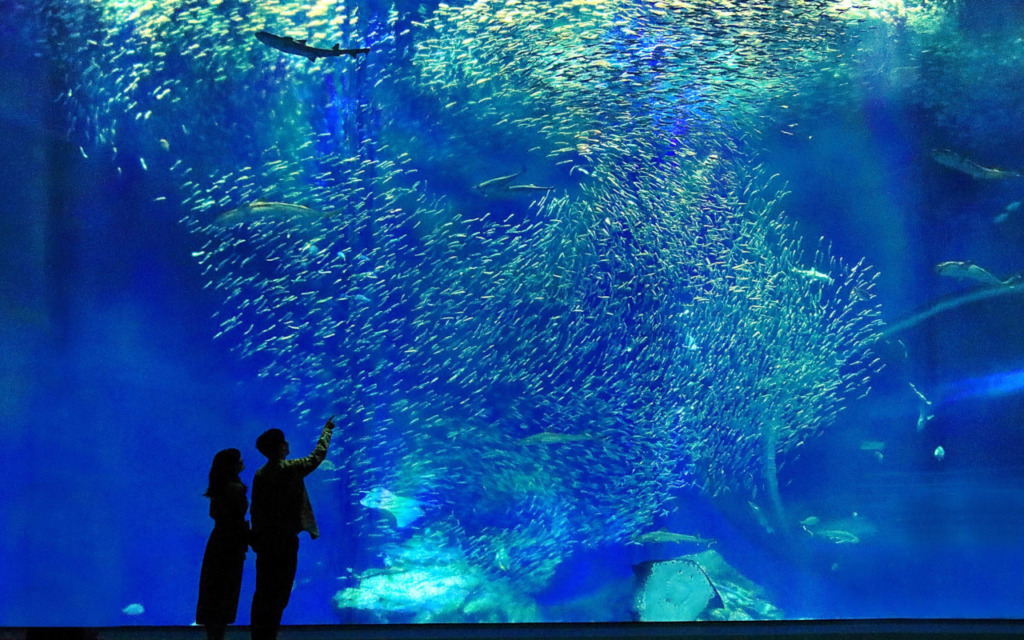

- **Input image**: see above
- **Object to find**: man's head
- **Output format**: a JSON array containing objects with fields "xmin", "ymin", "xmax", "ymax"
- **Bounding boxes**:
[{"xmin": 256, "ymin": 428, "xmax": 289, "ymax": 460}]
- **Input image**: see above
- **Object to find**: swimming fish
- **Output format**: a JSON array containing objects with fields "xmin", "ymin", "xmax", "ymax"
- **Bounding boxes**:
[
  {"xmin": 121, "ymin": 603, "xmax": 145, "ymax": 616},
  {"xmin": 934, "ymin": 261, "xmax": 1021, "ymax": 287},
  {"xmin": 818, "ymin": 529, "xmax": 860, "ymax": 544},
  {"xmin": 748, "ymin": 501, "xmax": 774, "ymax": 534},
  {"xmin": 631, "ymin": 527, "xmax": 716, "ymax": 546},
  {"xmin": 473, "ymin": 166, "xmax": 526, "ymax": 193},
  {"xmin": 212, "ymin": 200, "xmax": 328, "ymax": 226},
  {"xmin": 792, "ymin": 266, "xmax": 833, "ymax": 284},
  {"xmin": 909, "ymin": 382, "xmax": 934, "ymax": 431},
  {"xmin": 934, "ymin": 445, "xmax": 945, "ymax": 462},
  {"xmin": 255, "ymin": 31, "xmax": 369, "ymax": 61},
  {"xmin": 518, "ymin": 432, "xmax": 597, "ymax": 445},
  {"xmin": 494, "ymin": 545, "xmax": 511, "ymax": 571},
  {"xmin": 804, "ymin": 514, "xmax": 875, "ymax": 544},
  {"xmin": 359, "ymin": 487, "xmax": 424, "ymax": 528},
  {"xmin": 930, "ymin": 149, "xmax": 1021, "ymax": 180},
  {"xmin": 994, "ymin": 201, "xmax": 1021, "ymax": 224},
  {"xmin": 504, "ymin": 184, "xmax": 555, "ymax": 193}
]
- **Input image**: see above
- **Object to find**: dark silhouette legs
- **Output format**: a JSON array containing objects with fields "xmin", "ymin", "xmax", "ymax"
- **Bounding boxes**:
[
  {"xmin": 251, "ymin": 536, "xmax": 299, "ymax": 640},
  {"xmin": 205, "ymin": 624, "xmax": 227, "ymax": 640}
]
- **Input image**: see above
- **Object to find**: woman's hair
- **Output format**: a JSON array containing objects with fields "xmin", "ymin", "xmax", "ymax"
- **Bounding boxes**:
[{"xmin": 204, "ymin": 448, "xmax": 244, "ymax": 498}]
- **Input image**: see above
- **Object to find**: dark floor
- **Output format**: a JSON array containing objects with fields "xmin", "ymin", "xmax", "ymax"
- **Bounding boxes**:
[{"xmin": 5, "ymin": 621, "xmax": 1024, "ymax": 640}]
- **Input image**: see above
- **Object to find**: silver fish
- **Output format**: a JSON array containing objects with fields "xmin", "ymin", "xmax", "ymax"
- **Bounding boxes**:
[
  {"xmin": 212, "ymin": 200, "xmax": 328, "ymax": 226},
  {"xmin": 519, "ymin": 432, "xmax": 597, "ymax": 445},
  {"xmin": 505, "ymin": 184, "xmax": 555, "ymax": 193},
  {"xmin": 934, "ymin": 261, "xmax": 1021, "ymax": 287},
  {"xmin": 473, "ymin": 166, "xmax": 526, "ymax": 193},
  {"xmin": 631, "ymin": 528, "xmax": 716, "ymax": 546},
  {"xmin": 931, "ymin": 149, "xmax": 1021, "ymax": 180}
]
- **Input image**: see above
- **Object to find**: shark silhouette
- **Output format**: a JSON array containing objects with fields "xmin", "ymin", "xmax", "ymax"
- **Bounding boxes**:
[{"xmin": 255, "ymin": 30, "xmax": 369, "ymax": 61}]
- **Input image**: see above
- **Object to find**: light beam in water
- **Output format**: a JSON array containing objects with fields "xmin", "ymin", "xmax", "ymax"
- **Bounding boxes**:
[
  {"xmin": 940, "ymin": 368, "xmax": 1024, "ymax": 404},
  {"xmin": 882, "ymin": 285, "xmax": 1024, "ymax": 338}
]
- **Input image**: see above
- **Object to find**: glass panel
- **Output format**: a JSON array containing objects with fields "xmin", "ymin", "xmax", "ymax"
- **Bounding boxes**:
[{"xmin": 3, "ymin": 0, "xmax": 1023, "ymax": 627}]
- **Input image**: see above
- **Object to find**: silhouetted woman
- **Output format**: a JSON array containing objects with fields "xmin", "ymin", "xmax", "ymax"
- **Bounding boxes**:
[{"xmin": 197, "ymin": 448, "xmax": 250, "ymax": 640}]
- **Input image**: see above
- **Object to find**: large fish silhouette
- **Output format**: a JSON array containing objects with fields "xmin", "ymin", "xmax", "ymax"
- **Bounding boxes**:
[
  {"xmin": 359, "ymin": 487, "xmax": 424, "ymax": 528},
  {"xmin": 930, "ymin": 148, "xmax": 1021, "ymax": 180},
  {"xmin": 255, "ymin": 30, "xmax": 369, "ymax": 61},
  {"xmin": 212, "ymin": 199, "xmax": 330, "ymax": 227},
  {"xmin": 934, "ymin": 260, "xmax": 1021, "ymax": 287}
]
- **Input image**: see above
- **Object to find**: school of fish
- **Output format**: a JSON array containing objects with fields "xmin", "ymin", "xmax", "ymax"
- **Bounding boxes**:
[{"xmin": 39, "ymin": 0, "xmax": 975, "ymax": 605}]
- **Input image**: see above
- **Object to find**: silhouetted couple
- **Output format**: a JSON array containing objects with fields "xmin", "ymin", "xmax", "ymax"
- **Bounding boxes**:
[{"xmin": 196, "ymin": 416, "xmax": 335, "ymax": 640}]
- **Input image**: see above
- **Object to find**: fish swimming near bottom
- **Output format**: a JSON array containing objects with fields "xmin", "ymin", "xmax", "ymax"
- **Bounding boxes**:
[
  {"xmin": 930, "ymin": 149, "xmax": 1021, "ymax": 180},
  {"xmin": 255, "ymin": 30, "xmax": 369, "ymax": 61},
  {"xmin": 631, "ymin": 528, "xmax": 716, "ymax": 546},
  {"xmin": 934, "ymin": 261, "xmax": 1022, "ymax": 287},
  {"xmin": 359, "ymin": 487, "xmax": 424, "ymax": 528},
  {"xmin": 212, "ymin": 200, "xmax": 329, "ymax": 227}
]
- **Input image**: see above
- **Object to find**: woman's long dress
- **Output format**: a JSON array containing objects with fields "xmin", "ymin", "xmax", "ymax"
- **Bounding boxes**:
[{"xmin": 196, "ymin": 482, "xmax": 249, "ymax": 625}]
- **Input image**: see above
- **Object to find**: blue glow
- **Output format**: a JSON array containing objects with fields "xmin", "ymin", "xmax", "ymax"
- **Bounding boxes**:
[{"xmin": 941, "ymin": 368, "xmax": 1024, "ymax": 403}]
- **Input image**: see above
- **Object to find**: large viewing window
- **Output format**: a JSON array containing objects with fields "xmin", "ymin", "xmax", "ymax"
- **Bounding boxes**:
[{"xmin": 3, "ymin": 0, "xmax": 1024, "ymax": 629}]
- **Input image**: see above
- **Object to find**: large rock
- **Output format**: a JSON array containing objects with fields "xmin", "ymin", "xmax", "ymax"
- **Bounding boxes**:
[
  {"xmin": 632, "ymin": 550, "xmax": 784, "ymax": 621},
  {"xmin": 685, "ymin": 550, "xmax": 784, "ymax": 621},
  {"xmin": 632, "ymin": 558, "xmax": 723, "ymax": 621}
]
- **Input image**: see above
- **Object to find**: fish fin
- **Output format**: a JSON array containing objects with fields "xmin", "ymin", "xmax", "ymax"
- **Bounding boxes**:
[
  {"xmin": 297, "ymin": 39, "xmax": 306, "ymax": 44},
  {"xmin": 332, "ymin": 43, "xmax": 340, "ymax": 51},
  {"xmin": 394, "ymin": 504, "xmax": 424, "ymax": 528},
  {"xmin": 306, "ymin": 54, "xmax": 316, "ymax": 61}
]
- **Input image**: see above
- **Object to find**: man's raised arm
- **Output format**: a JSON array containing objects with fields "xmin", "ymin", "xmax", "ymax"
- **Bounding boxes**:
[{"xmin": 283, "ymin": 416, "xmax": 335, "ymax": 477}]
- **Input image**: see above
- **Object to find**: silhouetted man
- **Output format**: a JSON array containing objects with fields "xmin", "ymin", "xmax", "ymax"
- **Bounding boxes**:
[{"xmin": 249, "ymin": 417, "xmax": 335, "ymax": 640}]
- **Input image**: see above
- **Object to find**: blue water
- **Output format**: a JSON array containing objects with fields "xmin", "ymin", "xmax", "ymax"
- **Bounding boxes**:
[{"xmin": 4, "ymin": 0, "xmax": 1024, "ymax": 627}]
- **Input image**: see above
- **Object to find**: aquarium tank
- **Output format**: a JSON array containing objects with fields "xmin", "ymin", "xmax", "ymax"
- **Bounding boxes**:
[{"xmin": 3, "ymin": 0, "xmax": 1024, "ymax": 628}]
